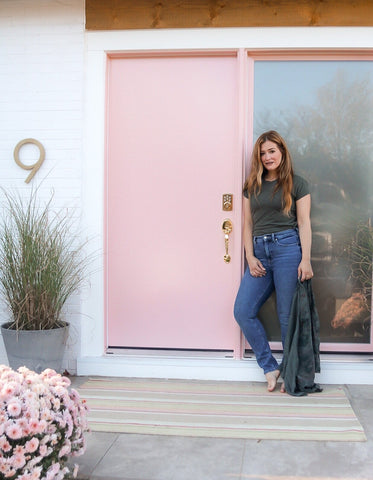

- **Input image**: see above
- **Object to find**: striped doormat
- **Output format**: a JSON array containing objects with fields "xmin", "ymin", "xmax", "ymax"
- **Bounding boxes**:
[{"xmin": 77, "ymin": 378, "xmax": 366, "ymax": 442}]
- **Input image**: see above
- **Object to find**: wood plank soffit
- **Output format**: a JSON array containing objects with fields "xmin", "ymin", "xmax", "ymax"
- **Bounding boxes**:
[{"xmin": 86, "ymin": 0, "xmax": 373, "ymax": 30}]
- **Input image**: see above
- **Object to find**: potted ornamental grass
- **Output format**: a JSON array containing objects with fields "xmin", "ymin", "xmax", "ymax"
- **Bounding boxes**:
[
  {"xmin": 0, "ymin": 364, "xmax": 89, "ymax": 480},
  {"xmin": 0, "ymin": 188, "xmax": 90, "ymax": 373}
]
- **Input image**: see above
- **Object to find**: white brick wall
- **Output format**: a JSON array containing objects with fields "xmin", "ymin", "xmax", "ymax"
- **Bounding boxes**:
[{"xmin": 0, "ymin": 0, "xmax": 85, "ymax": 372}]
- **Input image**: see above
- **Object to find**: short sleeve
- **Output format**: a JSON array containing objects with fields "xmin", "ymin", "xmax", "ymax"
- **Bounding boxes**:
[
  {"xmin": 293, "ymin": 175, "xmax": 310, "ymax": 201},
  {"xmin": 243, "ymin": 188, "xmax": 249, "ymax": 199}
]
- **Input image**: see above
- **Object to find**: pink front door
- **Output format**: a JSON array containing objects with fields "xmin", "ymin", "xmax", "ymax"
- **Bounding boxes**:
[{"xmin": 106, "ymin": 53, "xmax": 243, "ymax": 352}]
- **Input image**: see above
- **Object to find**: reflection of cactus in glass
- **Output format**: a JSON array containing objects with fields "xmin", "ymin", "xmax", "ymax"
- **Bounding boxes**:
[
  {"xmin": 349, "ymin": 222, "xmax": 373, "ymax": 304},
  {"xmin": 331, "ymin": 223, "xmax": 372, "ymax": 337}
]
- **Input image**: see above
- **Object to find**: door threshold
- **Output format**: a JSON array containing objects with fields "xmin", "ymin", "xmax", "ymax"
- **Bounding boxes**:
[
  {"xmin": 106, "ymin": 348, "xmax": 373, "ymax": 362},
  {"xmin": 106, "ymin": 348, "xmax": 235, "ymax": 359},
  {"xmin": 243, "ymin": 352, "xmax": 373, "ymax": 362},
  {"xmin": 78, "ymin": 352, "xmax": 373, "ymax": 384}
]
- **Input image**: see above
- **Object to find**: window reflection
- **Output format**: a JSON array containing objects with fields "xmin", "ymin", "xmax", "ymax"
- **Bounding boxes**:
[{"xmin": 253, "ymin": 61, "xmax": 373, "ymax": 348}]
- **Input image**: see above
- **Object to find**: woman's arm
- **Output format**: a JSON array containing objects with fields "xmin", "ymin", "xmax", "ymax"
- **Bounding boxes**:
[
  {"xmin": 243, "ymin": 197, "xmax": 266, "ymax": 277},
  {"xmin": 296, "ymin": 193, "xmax": 313, "ymax": 281}
]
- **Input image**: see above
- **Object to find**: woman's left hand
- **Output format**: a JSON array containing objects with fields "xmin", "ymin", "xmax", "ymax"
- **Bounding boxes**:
[{"xmin": 298, "ymin": 259, "xmax": 313, "ymax": 282}]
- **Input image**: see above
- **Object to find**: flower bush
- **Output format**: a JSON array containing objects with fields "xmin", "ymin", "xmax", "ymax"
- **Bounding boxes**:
[{"xmin": 0, "ymin": 365, "xmax": 89, "ymax": 480}]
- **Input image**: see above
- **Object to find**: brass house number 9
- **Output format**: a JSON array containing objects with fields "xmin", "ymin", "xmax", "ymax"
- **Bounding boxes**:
[{"xmin": 13, "ymin": 138, "xmax": 45, "ymax": 183}]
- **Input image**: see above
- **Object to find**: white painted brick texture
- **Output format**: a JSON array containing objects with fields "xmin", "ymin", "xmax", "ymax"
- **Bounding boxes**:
[{"xmin": 0, "ymin": 0, "xmax": 85, "ymax": 372}]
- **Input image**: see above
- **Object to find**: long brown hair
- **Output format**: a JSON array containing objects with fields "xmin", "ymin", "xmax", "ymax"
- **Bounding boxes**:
[{"xmin": 244, "ymin": 130, "xmax": 294, "ymax": 215}]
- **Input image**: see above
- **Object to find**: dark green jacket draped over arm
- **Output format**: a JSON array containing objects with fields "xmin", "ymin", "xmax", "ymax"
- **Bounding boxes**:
[{"xmin": 280, "ymin": 279, "xmax": 322, "ymax": 396}]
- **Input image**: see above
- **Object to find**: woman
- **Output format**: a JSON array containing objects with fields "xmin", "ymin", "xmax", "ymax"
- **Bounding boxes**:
[{"xmin": 234, "ymin": 130, "xmax": 313, "ymax": 392}]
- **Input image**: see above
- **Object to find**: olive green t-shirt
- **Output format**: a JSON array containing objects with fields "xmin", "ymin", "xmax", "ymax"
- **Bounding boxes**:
[{"xmin": 243, "ymin": 174, "xmax": 310, "ymax": 236}]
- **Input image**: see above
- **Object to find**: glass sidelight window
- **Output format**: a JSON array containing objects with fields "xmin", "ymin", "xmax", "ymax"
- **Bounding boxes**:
[{"xmin": 253, "ymin": 59, "xmax": 373, "ymax": 351}]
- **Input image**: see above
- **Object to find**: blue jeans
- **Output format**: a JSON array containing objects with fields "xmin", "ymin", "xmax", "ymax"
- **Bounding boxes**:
[{"xmin": 234, "ymin": 228, "xmax": 302, "ymax": 374}]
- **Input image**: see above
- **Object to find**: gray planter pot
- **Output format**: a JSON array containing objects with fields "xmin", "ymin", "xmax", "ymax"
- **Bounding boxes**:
[{"xmin": 1, "ymin": 322, "xmax": 69, "ymax": 373}]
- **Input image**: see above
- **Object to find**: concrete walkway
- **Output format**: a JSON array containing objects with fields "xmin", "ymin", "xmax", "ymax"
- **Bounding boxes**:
[{"xmin": 71, "ymin": 380, "xmax": 373, "ymax": 480}]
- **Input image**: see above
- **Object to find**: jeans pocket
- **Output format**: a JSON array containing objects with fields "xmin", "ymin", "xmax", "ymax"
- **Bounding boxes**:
[
  {"xmin": 253, "ymin": 243, "xmax": 265, "ymax": 259},
  {"xmin": 275, "ymin": 234, "xmax": 300, "ymax": 247}
]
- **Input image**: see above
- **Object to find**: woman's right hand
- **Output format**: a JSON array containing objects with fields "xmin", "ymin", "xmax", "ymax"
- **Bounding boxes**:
[{"xmin": 247, "ymin": 256, "xmax": 266, "ymax": 277}]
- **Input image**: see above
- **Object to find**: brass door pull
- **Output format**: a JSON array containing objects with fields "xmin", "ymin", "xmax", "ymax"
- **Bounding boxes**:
[{"xmin": 222, "ymin": 219, "xmax": 233, "ymax": 263}]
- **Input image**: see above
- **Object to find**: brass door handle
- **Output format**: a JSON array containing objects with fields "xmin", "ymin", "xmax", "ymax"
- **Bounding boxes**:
[{"xmin": 222, "ymin": 219, "xmax": 233, "ymax": 263}]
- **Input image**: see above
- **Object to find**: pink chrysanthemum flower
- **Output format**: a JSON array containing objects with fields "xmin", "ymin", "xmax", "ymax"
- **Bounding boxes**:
[
  {"xmin": 5, "ymin": 423, "xmax": 23, "ymax": 440},
  {"xmin": 13, "ymin": 453, "xmax": 27, "ymax": 469},
  {"xmin": 0, "ymin": 435, "xmax": 12, "ymax": 452},
  {"xmin": 5, "ymin": 467, "xmax": 17, "ymax": 478},
  {"xmin": 25, "ymin": 437, "xmax": 39, "ymax": 453},
  {"xmin": 30, "ymin": 466, "xmax": 42, "ymax": 479},
  {"xmin": 1, "ymin": 381, "xmax": 18, "ymax": 399},
  {"xmin": 7, "ymin": 398, "xmax": 22, "ymax": 417}
]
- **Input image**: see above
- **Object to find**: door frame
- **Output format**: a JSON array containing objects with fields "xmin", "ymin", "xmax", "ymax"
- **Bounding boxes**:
[
  {"xmin": 81, "ymin": 28, "xmax": 373, "ymax": 369},
  {"xmin": 104, "ymin": 48, "xmax": 373, "ymax": 356}
]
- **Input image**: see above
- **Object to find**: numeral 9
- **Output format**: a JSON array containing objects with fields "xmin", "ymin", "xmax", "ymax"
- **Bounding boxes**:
[{"xmin": 14, "ymin": 138, "xmax": 45, "ymax": 183}]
